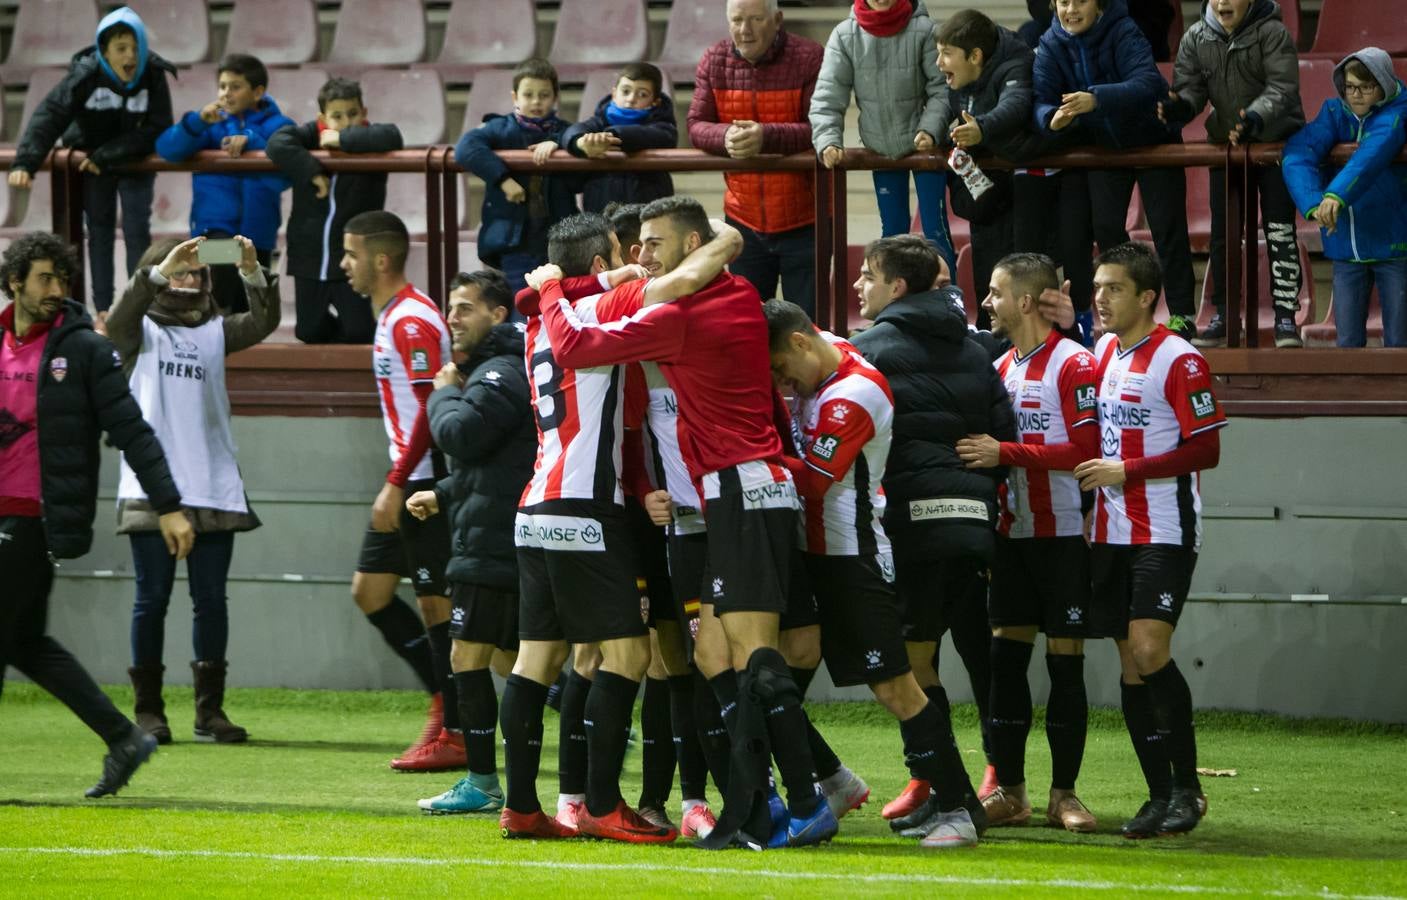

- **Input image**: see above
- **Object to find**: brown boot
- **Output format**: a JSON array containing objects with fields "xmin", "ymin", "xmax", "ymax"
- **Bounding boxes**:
[
  {"xmin": 191, "ymin": 660, "xmax": 248, "ymax": 743},
  {"xmin": 128, "ymin": 665, "xmax": 171, "ymax": 744}
]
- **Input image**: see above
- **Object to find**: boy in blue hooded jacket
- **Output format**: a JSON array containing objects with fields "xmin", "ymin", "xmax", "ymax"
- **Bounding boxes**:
[
  {"xmin": 157, "ymin": 53, "xmax": 294, "ymax": 314},
  {"xmin": 1284, "ymin": 48, "xmax": 1407, "ymax": 348},
  {"xmin": 10, "ymin": 6, "xmax": 175, "ymax": 326}
]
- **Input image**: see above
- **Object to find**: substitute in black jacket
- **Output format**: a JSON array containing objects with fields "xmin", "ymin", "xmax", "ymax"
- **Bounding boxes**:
[
  {"xmin": 560, "ymin": 63, "xmax": 677, "ymax": 214},
  {"xmin": 0, "ymin": 232, "xmax": 194, "ymax": 799},
  {"xmin": 406, "ymin": 270, "xmax": 534, "ymax": 815},
  {"xmin": 9, "ymin": 7, "xmax": 175, "ymax": 318},
  {"xmin": 266, "ymin": 78, "xmax": 403, "ymax": 344},
  {"xmin": 850, "ymin": 235, "xmax": 1016, "ymax": 800}
]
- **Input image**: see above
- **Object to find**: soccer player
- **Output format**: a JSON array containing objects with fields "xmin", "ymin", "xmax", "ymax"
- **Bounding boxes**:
[
  {"xmin": 955, "ymin": 253, "xmax": 1100, "ymax": 832},
  {"xmin": 766, "ymin": 299, "xmax": 987, "ymax": 849},
  {"xmin": 339, "ymin": 211, "xmax": 460, "ymax": 771},
  {"xmin": 1072, "ymin": 242, "xmax": 1226, "ymax": 838},
  {"xmin": 529, "ymin": 196, "xmax": 834, "ymax": 849}
]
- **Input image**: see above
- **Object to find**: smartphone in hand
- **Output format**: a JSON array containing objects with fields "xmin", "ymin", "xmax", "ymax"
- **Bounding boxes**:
[{"xmin": 197, "ymin": 238, "xmax": 242, "ymax": 266}]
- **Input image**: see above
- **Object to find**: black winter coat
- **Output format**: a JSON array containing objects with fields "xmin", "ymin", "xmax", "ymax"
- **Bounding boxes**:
[
  {"xmin": 850, "ymin": 287, "xmax": 1016, "ymax": 561},
  {"xmin": 9, "ymin": 300, "xmax": 181, "ymax": 559},
  {"xmin": 266, "ymin": 120, "xmax": 405, "ymax": 281},
  {"xmin": 428, "ymin": 323, "xmax": 535, "ymax": 590},
  {"xmin": 15, "ymin": 49, "xmax": 176, "ymax": 174},
  {"xmin": 560, "ymin": 95, "xmax": 678, "ymax": 213}
]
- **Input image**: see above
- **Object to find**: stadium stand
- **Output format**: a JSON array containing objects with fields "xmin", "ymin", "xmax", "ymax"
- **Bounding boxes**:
[
  {"xmin": 547, "ymin": 0, "xmax": 650, "ymax": 82},
  {"xmin": 224, "ymin": 0, "xmax": 319, "ymax": 66},
  {"xmin": 1303, "ymin": 288, "xmax": 1384, "ymax": 347},
  {"xmin": 1195, "ymin": 240, "xmax": 1316, "ymax": 342},
  {"xmin": 3, "ymin": 67, "xmax": 67, "ymax": 235},
  {"xmin": 415, "ymin": 0, "xmax": 538, "ymax": 85},
  {"xmin": 1308, "ymin": 0, "xmax": 1407, "ymax": 57},
  {"xmin": 359, "ymin": 69, "xmax": 445, "ymax": 146},
  {"xmin": 655, "ymin": 3, "xmax": 726, "ymax": 83},
  {"xmin": 576, "ymin": 68, "xmax": 676, "ymax": 121},
  {"xmin": 327, "ymin": 0, "xmax": 428, "ymax": 68},
  {"xmin": 123, "ymin": 0, "xmax": 209, "ymax": 67},
  {"xmin": 457, "ymin": 67, "xmax": 518, "ymax": 139},
  {"xmin": 0, "ymin": 0, "xmax": 98, "ymax": 82}
]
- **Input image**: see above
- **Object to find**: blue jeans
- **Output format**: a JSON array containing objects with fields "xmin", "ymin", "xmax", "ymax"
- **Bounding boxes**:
[
  {"xmin": 871, "ymin": 169, "xmax": 956, "ymax": 273},
  {"xmin": 130, "ymin": 530, "xmax": 236, "ymax": 666},
  {"xmin": 1331, "ymin": 259, "xmax": 1407, "ymax": 348}
]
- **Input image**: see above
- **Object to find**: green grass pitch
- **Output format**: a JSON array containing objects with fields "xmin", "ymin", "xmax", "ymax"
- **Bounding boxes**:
[{"xmin": 2, "ymin": 683, "xmax": 1405, "ymax": 898}]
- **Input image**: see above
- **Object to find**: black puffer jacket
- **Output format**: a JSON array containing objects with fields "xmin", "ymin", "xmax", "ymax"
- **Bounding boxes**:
[
  {"xmin": 850, "ymin": 287, "xmax": 1016, "ymax": 561},
  {"xmin": 561, "ymin": 94, "xmax": 677, "ymax": 214},
  {"xmin": 427, "ymin": 323, "xmax": 534, "ymax": 590},
  {"xmin": 16, "ymin": 300, "xmax": 181, "ymax": 558}
]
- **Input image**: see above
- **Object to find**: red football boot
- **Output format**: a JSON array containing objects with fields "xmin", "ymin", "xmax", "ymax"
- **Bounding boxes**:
[
  {"xmin": 389, "ymin": 693, "xmax": 444, "ymax": 767},
  {"xmin": 578, "ymin": 800, "xmax": 678, "ymax": 844},
  {"xmin": 882, "ymin": 779, "xmax": 931, "ymax": 820},
  {"xmin": 501, "ymin": 808, "xmax": 577, "ymax": 840},
  {"xmin": 390, "ymin": 728, "xmax": 466, "ymax": 772},
  {"xmin": 978, "ymin": 765, "xmax": 999, "ymax": 801}
]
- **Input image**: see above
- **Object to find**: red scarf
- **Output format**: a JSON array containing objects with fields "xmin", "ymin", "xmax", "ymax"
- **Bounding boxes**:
[{"xmin": 853, "ymin": 0, "xmax": 912, "ymax": 37}]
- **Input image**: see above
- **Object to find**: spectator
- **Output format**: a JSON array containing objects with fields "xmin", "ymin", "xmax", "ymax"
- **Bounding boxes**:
[
  {"xmin": 561, "ymin": 63, "xmax": 677, "ymax": 213},
  {"xmin": 1284, "ymin": 49, "xmax": 1407, "ymax": 348},
  {"xmin": 156, "ymin": 54, "xmax": 294, "ymax": 315},
  {"xmin": 267, "ymin": 78, "xmax": 404, "ymax": 344},
  {"xmin": 1166, "ymin": 0, "xmax": 1304, "ymax": 348},
  {"xmin": 455, "ymin": 58, "xmax": 580, "ymax": 297},
  {"xmin": 1033, "ymin": 0, "xmax": 1197, "ymax": 338},
  {"xmin": 689, "ymin": 0, "xmax": 824, "ymax": 314},
  {"xmin": 9, "ymin": 6, "xmax": 175, "ymax": 330},
  {"xmin": 105, "ymin": 235, "xmax": 279, "ymax": 746},
  {"xmin": 1019, "ymin": 0, "xmax": 1178, "ymax": 61},
  {"xmin": 810, "ymin": 0, "xmax": 956, "ymax": 273}
]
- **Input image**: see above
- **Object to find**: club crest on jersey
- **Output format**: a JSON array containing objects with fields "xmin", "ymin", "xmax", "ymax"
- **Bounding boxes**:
[
  {"xmin": 1075, "ymin": 384, "xmax": 1097, "ymax": 411},
  {"xmin": 1101, "ymin": 425, "xmax": 1120, "ymax": 457},
  {"xmin": 1189, "ymin": 389, "xmax": 1217, "ymax": 420},
  {"xmin": 49, "ymin": 357, "xmax": 68, "ymax": 382},
  {"xmin": 410, "ymin": 349, "xmax": 430, "ymax": 373},
  {"xmin": 811, "ymin": 434, "xmax": 840, "ymax": 462}
]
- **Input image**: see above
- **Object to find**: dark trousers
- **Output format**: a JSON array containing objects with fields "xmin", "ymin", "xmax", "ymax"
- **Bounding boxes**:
[
  {"xmin": 727, "ymin": 218, "xmax": 817, "ymax": 318},
  {"xmin": 1088, "ymin": 167, "xmax": 1197, "ymax": 318},
  {"xmin": 1208, "ymin": 165, "xmax": 1302, "ymax": 318},
  {"xmin": 294, "ymin": 277, "xmax": 376, "ymax": 343},
  {"xmin": 129, "ymin": 530, "xmax": 236, "ymax": 667},
  {"xmin": 206, "ymin": 231, "xmax": 271, "ymax": 314},
  {"xmin": 84, "ymin": 172, "xmax": 155, "ymax": 313},
  {"xmin": 1016, "ymin": 171, "xmax": 1094, "ymax": 313},
  {"xmin": 969, "ymin": 212, "xmax": 1015, "ymax": 330},
  {"xmin": 0, "ymin": 517, "xmax": 132, "ymax": 744}
]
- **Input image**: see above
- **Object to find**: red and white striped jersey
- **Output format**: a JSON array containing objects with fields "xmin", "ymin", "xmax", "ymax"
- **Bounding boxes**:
[
  {"xmin": 373, "ymin": 285, "xmax": 450, "ymax": 482},
  {"xmin": 791, "ymin": 344, "xmax": 893, "ymax": 557},
  {"xmin": 995, "ymin": 331, "xmax": 1099, "ymax": 539},
  {"xmin": 639, "ymin": 361, "xmax": 706, "ymax": 535},
  {"xmin": 520, "ymin": 285, "xmax": 635, "ymax": 508},
  {"xmin": 1091, "ymin": 325, "xmax": 1227, "ymax": 549}
]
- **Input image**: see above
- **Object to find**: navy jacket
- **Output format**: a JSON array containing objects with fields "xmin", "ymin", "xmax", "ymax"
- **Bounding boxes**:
[{"xmin": 560, "ymin": 95, "xmax": 677, "ymax": 213}]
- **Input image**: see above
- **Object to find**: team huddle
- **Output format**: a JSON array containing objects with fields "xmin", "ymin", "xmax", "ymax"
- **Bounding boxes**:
[{"xmin": 347, "ymin": 188, "xmax": 1226, "ymax": 850}]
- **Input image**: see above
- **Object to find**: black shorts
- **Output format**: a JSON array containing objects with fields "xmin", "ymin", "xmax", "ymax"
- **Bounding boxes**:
[
  {"xmin": 356, "ymin": 478, "xmax": 451, "ymax": 597},
  {"xmin": 807, "ymin": 553, "xmax": 910, "ymax": 688},
  {"xmin": 515, "ymin": 500, "xmax": 647, "ymax": 644},
  {"xmin": 700, "ymin": 464, "xmax": 797, "ymax": 616},
  {"xmin": 1089, "ymin": 543, "xmax": 1197, "ymax": 640},
  {"xmin": 667, "ymin": 530, "xmax": 708, "ymax": 653},
  {"xmin": 892, "ymin": 528, "xmax": 989, "ymax": 644},
  {"xmin": 989, "ymin": 535, "xmax": 1091, "ymax": 637},
  {"xmin": 780, "ymin": 550, "xmax": 820, "ymax": 631},
  {"xmin": 449, "ymin": 581, "xmax": 520, "ymax": 651},
  {"xmin": 627, "ymin": 498, "xmax": 675, "ymax": 626}
]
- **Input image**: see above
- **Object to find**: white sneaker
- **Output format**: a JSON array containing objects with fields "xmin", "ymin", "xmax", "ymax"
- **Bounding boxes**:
[
  {"xmin": 918, "ymin": 807, "xmax": 980, "ymax": 849},
  {"xmin": 819, "ymin": 765, "xmax": 870, "ymax": 820}
]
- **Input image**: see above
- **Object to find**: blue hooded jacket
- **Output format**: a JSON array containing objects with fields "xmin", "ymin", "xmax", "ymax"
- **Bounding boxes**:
[
  {"xmin": 1032, "ymin": 0, "xmax": 1176, "ymax": 149},
  {"xmin": 13, "ymin": 6, "xmax": 175, "ymax": 174},
  {"xmin": 1283, "ymin": 48, "xmax": 1407, "ymax": 263},
  {"xmin": 156, "ymin": 88, "xmax": 294, "ymax": 251}
]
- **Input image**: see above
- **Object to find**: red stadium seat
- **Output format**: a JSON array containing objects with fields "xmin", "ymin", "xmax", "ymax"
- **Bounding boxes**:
[
  {"xmin": 4, "ymin": 68, "xmax": 69, "ymax": 233},
  {"xmin": 328, "ymin": 0, "xmax": 427, "ymax": 67},
  {"xmin": 267, "ymin": 68, "xmax": 333, "ymax": 128},
  {"xmin": 0, "ymin": 0, "xmax": 98, "ymax": 81},
  {"xmin": 226, "ymin": 0, "xmax": 318, "ymax": 66},
  {"xmin": 1279, "ymin": 0, "xmax": 1301, "ymax": 45},
  {"xmin": 1395, "ymin": 58, "xmax": 1407, "ymax": 86},
  {"xmin": 575, "ymin": 68, "xmax": 675, "ymax": 121},
  {"xmin": 1302, "ymin": 286, "xmax": 1384, "ymax": 347},
  {"xmin": 385, "ymin": 173, "xmax": 428, "ymax": 239},
  {"xmin": 417, "ymin": 0, "xmax": 537, "ymax": 85},
  {"xmin": 358, "ymin": 70, "xmax": 445, "ymax": 146},
  {"xmin": 1309, "ymin": 0, "xmax": 1407, "ymax": 57},
  {"xmin": 548, "ymin": 0, "xmax": 649, "ymax": 82},
  {"xmin": 953, "ymin": 243, "xmax": 978, "ymax": 325},
  {"xmin": 655, "ymin": 3, "xmax": 726, "ymax": 83},
  {"xmin": 459, "ymin": 69, "xmax": 517, "ymax": 138},
  {"xmin": 123, "ymin": 0, "xmax": 209, "ymax": 66}
]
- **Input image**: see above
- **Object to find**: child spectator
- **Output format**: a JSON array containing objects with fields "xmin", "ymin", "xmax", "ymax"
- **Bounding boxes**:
[
  {"xmin": 454, "ymin": 58, "xmax": 580, "ymax": 296},
  {"xmin": 560, "ymin": 63, "xmax": 677, "ymax": 213},
  {"xmin": 810, "ymin": 0, "xmax": 956, "ymax": 272},
  {"xmin": 1165, "ymin": 0, "xmax": 1304, "ymax": 348},
  {"xmin": 267, "ymin": 78, "xmax": 404, "ymax": 344},
  {"xmin": 1284, "ymin": 49, "xmax": 1407, "ymax": 348},
  {"xmin": 10, "ymin": 6, "xmax": 175, "ymax": 329},
  {"xmin": 1033, "ymin": 0, "xmax": 1197, "ymax": 338},
  {"xmin": 156, "ymin": 54, "xmax": 294, "ymax": 314}
]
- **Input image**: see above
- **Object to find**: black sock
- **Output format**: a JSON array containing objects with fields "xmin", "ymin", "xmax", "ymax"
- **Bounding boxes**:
[
  {"xmin": 949, "ymin": 573, "xmax": 995, "ymax": 764},
  {"xmin": 1141, "ymin": 659, "xmax": 1200, "ymax": 792},
  {"xmin": 710, "ymin": 668, "xmax": 740, "ymax": 731},
  {"xmin": 426, "ymin": 623, "xmax": 457, "ymax": 730},
  {"xmin": 697, "ymin": 670, "xmax": 732, "ymax": 794},
  {"xmin": 455, "ymin": 669, "xmax": 498, "ymax": 777},
  {"xmin": 746, "ymin": 649, "xmax": 819, "ymax": 817},
  {"xmin": 924, "ymin": 688, "xmax": 979, "ymax": 812},
  {"xmin": 546, "ymin": 669, "xmax": 568, "ymax": 713},
  {"xmin": 924, "ymin": 683, "xmax": 952, "ymax": 723},
  {"xmin": 988, "ymin": 637, "xmax": 1034, "ymax": 787},
  {"xmin": 366, "ymin": 598, "xmax": 436, "ymax": 693},
  {"xmin": 898, "ymin": 701, "xmax": 946, "ymax": 786},
  {"xmin": 500, "ymin": 674, "xmax": 548, "ymax": 813},
  {"xmin": 558, "ymin": 670, "xmax": 591, "ymax": 796},
  {"xmin": 669, "ymin": 674, "xmax": 708, "ymax": 801},
  {"xmin": 790, "ymin": 666, "xmax": 841, "ymax": 781},
  {"xmin": 1045, "ymin": 654, "xmax": 1088, "ymax": 791},
  {"xmin": 584, "ymin": 670, "xmax": 639, "ymax": 817},
  {"xmin": 639, "ymin": 676, "xmax": 676, "ymax": 809},
  {"xmin": 1120, "ymin": 680, "xmax": 1172, "ymax": 801}
]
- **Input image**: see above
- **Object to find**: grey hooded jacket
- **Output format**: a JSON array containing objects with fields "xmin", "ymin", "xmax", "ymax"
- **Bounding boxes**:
[
  {"xmin": 809, "ymin": 0, "xmax": 947, "ymax": 159},
  {"xmin": 1170, "ymin": 0, "xmax": 1304, "ymax": 143}
]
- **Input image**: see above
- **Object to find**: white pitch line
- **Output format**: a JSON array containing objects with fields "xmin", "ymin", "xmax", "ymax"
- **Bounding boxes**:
[{"xmin": 0, "ymin": 846, "xmax": 1400, "ymax": 899}]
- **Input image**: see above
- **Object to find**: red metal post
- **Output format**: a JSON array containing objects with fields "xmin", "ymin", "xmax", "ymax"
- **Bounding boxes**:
[
  {"xmin": 1224, "ymin": 144, "xmax": 1243, "ymax": 348},
  {"xmin": 425, "ymin": 148, "xmax": 444, "ymax": 308},
  {"xmin": 1241, "ymin": 144, "xmax": 1261, "ymax": 348},
  {"xmin": 812, "ymin": 158, "xmax": 834, "ymax": 332}
]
